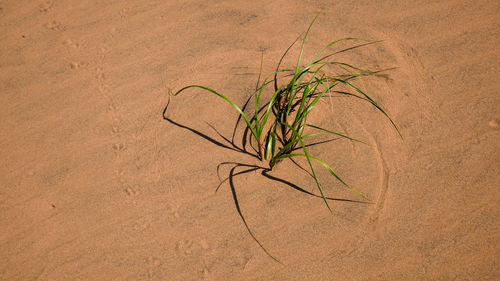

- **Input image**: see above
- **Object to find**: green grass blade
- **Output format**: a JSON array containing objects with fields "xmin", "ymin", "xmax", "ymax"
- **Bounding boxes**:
[
  {"xmin": 254, "ymin": 78, "xmax": 268, "ymax": 134},
  {"xmin": 255, "ymin": 51, "xmax": 264, "ymax": 91},
  {"xmin": 259, "ymin": 84, "xmax": 286, "ymax": 134},
  {"xmin": 290, "ymin": 62, "xmax": 332, "ymax": 130},
  {"xmin": 274, "ymin": 34, "xmax": 302, "ymax": 92},
  {"xmin": 284, "ymin": 11, "xmax": 323, "ymax": 124},
  {"xmin": 333, "ymin": 80, "xmax": 403, "ymax": 138},
  {"xmin": 274, "ymin": 153, "xmax": 370, "ymax": 202},
  {"xmin": 174, "ymin": 85, "xmax": 260, "ymax": 140},
  {"xmin": 312, "ymin": 38, "xmax": 369, "ymax": 64},
  {"xmin": 280, "ymin": 122, "xmax": 335, "ymax": 215},
  {"xmin": 306, "ymin": 124, "xmax": 369, "ymax": 145},
  {"xmin": 273, "ymin": 129, "xmax": 345, "ymax": 161},
  {"xmin": 265, "ymin": 130, "xmax": 276, "ymax": 160},
  {"xmin": 296, "ymin": 11, "xmax": 322, "ymax": 74},
  {"xmin": 315, "ymin": 40, "xmax": 384, "ymax": 64}
]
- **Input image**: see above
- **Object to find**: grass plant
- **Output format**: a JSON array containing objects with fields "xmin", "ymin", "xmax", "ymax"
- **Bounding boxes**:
[{"xmin": 165, "ymin": 12, "xmax": 401, "ymax": 216}]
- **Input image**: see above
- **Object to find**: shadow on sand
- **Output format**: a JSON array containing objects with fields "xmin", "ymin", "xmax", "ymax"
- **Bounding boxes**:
[{"xmin": 162, "ymin": 91, "xmax": 371, "ymax": 263}]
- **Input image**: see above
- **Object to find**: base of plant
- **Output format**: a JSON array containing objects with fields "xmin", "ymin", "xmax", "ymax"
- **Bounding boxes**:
[{"xmin": 164, "ymin": 11, "xmax": 401, "ymax": 216}]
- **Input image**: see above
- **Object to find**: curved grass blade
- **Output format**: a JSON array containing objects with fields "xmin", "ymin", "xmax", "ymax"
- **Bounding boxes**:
[
  {"xmin": 316, "ymin": 40, "xmax": 384, "ymax": 64},
  {"xmin": 272, "ymin": 130, "xmax": 333, "ymax": 161},
  {"xmin": 312, "ymin": 38, "xmax": 368, "ymax": 63},
  {"xmin": 264, "ymin": 131, "xmax": 274, "ymax": 160},
  {"xmin": 306, "ymin": 124, "xmax": 369, "ymax": 145},
  {"xmin": 256, "ymin": 50, "xmax": 264, "ymax": 91},
  {"xmin": 258, "ymin": 85, "xmax": 284, "ymax": 135},
  {"xmin": 279, "ymin": 122, "xmax": 335, "ymax": 215},
  {"xmin": 296, "ymin": 11, "xmax": 322, "ymax": 73},
  {"xmin": 174, "ymin": 85, "xmax": 260, "ymax": 141},
  {"xmin": 283, "ymin": 11, "xmax": 323, "ymax": 124},
  {"xmin": 274, "ymin": 34, "xmax": 302, "ymax": 93},
  {"xmin": 333, "ymin": 80, "xmax": 403, "ymax": 138},
  {"xmin": 274, "ymin": 153, "xmax": 370, "ymax": 202}
]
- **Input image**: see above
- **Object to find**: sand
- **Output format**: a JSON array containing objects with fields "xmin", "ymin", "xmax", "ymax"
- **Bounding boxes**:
[{"xmin": 1, "ymin": 0, "xmax": 499, "ymax": 280}]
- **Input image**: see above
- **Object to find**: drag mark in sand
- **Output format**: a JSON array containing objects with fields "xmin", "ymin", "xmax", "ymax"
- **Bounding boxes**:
[
  {"xmin": 356, "ymin": 120, "xmax": 391, "ymax": 226},
  {"xmin": 370, "ymin": 142, "xmax": 390, "ymax": 226}
]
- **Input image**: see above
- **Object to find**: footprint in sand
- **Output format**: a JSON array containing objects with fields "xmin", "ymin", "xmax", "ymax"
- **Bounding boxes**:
[
  {"xmin": 125, "ymin": 185, "xmax": 139, "ymax": 197},
  {"xmin": 64, "ymin": 38, "xmax": 79, "ymax": 49},
  {"xmin": 175, "ymin": 240, "xmax": 195, "ymax": 256},
  {"xmin": 124, "ymin": 184, "xmax": 140, "ymax": 206},
  {"xmin": 95, "ymin": 71, "xmax": 107, "ymax": 92},
  {"xmin": 69, "ymin": 62, "xmax": 87, "ymax": 70},
  {"xmin": 38, "ymin": 1, "xmax": 53, "ymax": 12},
  {"xmin": 168, "ymin": 178, "xmax": 187, "ymax": 194},
  {"xmin": 133, "ymin": 217, "xmax": 150, "ymax": 231},
  {"xmin": 106, "ymin": 103, "xmax": 121, "ymax": 114},
  {"xmin": 145, "ymin": 256, "xmax": 161, "ymax": 280},
  {"xmin": 114, "ymin": 169, "xmax": 126, "ymax": 184},
  {"xmin": 112, "ymin": 143, "xmax": 127, "ymax": 160},
  {"xmin": 112, "ymin": 142, "xmax": 127, "ymax": 152},
  {"xmin": 165, "ymin": 202, "xmax": 181, "ymax": 223},
  {"xmin": 111, "ymin": 125, "xmax": 120, "ymax": 134},
  {"xmin": 175, "ymin": 239, "xmax": 212, "ymax": 258},
  {"xmin": 202, "ymin": 266, "xmax": 215, "ymax": 281},
  {"xmin": 45, "ymin": 20, "xmax": 64, "ymax": 31},
  {"xmin": 119, "ymin": 8, "xmax": 130, "ymax": 19}
]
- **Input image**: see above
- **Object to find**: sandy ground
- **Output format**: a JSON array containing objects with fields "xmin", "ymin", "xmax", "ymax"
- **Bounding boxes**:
[{"xmin": 1, "ymin": 0, "xmax": 499, "ymax": 280}]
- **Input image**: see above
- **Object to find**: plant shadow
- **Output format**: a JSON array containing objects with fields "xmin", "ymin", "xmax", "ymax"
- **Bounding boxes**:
[
  {"xmin": 162, "ymin": 97, "xmax": 371, "ymax": 263},
  {"xmin": 161, "ymin": 36, "xmax": 391, "ymax": 262}
]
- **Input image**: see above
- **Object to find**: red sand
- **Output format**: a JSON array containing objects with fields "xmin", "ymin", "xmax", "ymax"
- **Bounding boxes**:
[{"xmin": 1, "ymin": 1, "xmax": 499, "ymax": 280}]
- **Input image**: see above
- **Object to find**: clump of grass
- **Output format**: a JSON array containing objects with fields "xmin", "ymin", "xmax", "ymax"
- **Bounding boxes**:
[{"xmin": 165, "ymin": 12, "xmax": 401, "ymax": 215}]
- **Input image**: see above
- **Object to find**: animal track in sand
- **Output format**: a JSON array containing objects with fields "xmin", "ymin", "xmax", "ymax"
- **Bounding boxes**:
[
  {"xmin": 69, "ymin": 61, "xmax": 87, "ymax": 70},
  {"xmin": 163, "ymin": 201, "xmax": 183, "ymax": 224},
  {"xmin": 38, "ymin": 1, "xmax": 53, "ymax": 12},
  {"xmin": 45, "ymin": 20, "xmax": 64, "ymax": 31},
  {"xmin": 175, "ymin": 239, "xmax": 212, "ymax": 257},
  {"xmin": 131, "ymin": 110, "xmax": 163, "ymax": 175},
  {"xmin": 64, "ymin": 38, "xmax": 79, "ymax": 49},
  {"xmin": 106, "ymin": 103, "xmax": 121, "ymax": 113},
  {"xmin": 94, "ymin": 46, "xmax": 144, "ymax": 211},
  {"xmin": 124, "ymin": 184, "xmax": 140, "ymax": 206},
  {"xmin": 132, "ymin": 217, "xmax": 151, "ymax": 232},
  {"xmin": 167, "ymin": 202, "xmax": 180, "ymax": 217},
  {"xmin": 166, "ymin": 178, "xmax": 186, "ymax": 194},
  {"xmin": 119, "ymin": 8, "xmax": 131, "ymax": 19},
  {"xmin": 96, "ymin": 70, "xmax": 108, "ymax": 94},
  {"xmin": 95, "ymin": 49, "xmax": 125, "ymax": 155},
  {"xmin": 111, "ymin": 125, "xmax": 120, "ymax": 134},
  {"xmin": 112, "ymin": 142, "xmax": 127, "ymax": 152},
  {"xmin": 144, "ymin": 256, "xmax": 161, "ymax": 280},
  {"xmin": 62, "ymin": 37, "xmax": 86, "ymax": 69},
  {"xmin": 201, "ymin": 266, "xmax": 215, "ymax": 281},
  {"xmin": 125, "ymin": 185, "xmax": 139, "ymax": 196},
  {"xmin": 175, "ymin": 240, "xmax": 195, "ymax": 256},
  {"xmin": 114, "ymin": 169, "xmax": 126, "ymax": 184},
  {"xmin": 112, "ymin": 137, "xmax": 127, "ymax": 159}
]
